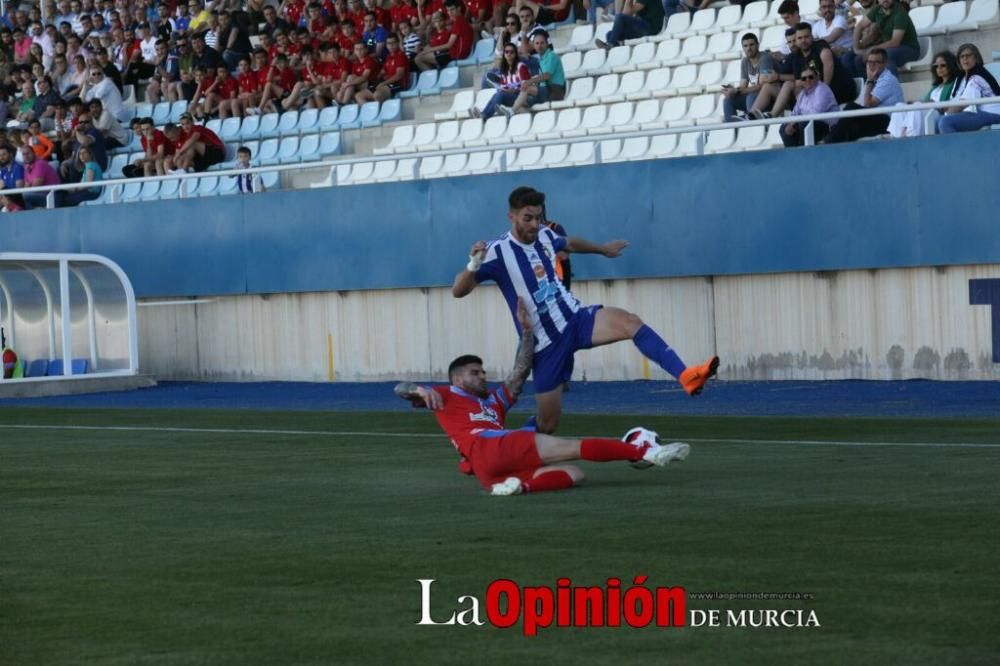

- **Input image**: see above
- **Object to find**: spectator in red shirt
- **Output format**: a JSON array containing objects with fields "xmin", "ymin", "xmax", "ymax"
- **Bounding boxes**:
[
  {"xmin": 187, "ymin": 65, "xmax": 215, "ymax": 120},
  {"xmin": 258, "ymin": 53, "xmax": 300, "ymax": 113},
  {"xmin": 135, "ymin": 116, "xmax": 172, "ymax": 177},
  {"xmin": 283, "ymin": 48, "xmax": 322, "ymax": 110},
  {"xmin": 235, "ymin": 56, "xmax": 262, "ymax": 117},
  {"xmin": 336, "ymin": 19, "xmax": 357, "ymax": 52},
  {"xmin": 337, "ymin": 41, "xmax": 379, "ymax": 104},
  {"xmin": 208, "ymin": 65, "xmax": 241, "ymax": 119},
  {"xmin": 312, "ymin": 41, "xmax": 351, "ymax": 108},
  {"xmin": 465, "ymin": 0, "xmax": 493, "ymax": 39},
  {"xmin": 414, "ymin": 10, "xmax": 450, "ymax": 70},
  {"xmin": 167, "ymin": 113, "xmax": 226, "ymax": 172},
  {"xmin": 356, "ymin": 33, "xmax": 409, "ymax": 103},
  {"xmin": 517, "ymin": 0, "xmax": 570, "ymax": 25},
  {"xmin": 388, "ymin": 0, "xmax": 417, "ymax": 32}
]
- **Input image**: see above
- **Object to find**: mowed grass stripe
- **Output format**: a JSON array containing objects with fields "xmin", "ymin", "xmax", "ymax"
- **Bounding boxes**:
[{"xmin": 6, "ymin": 423, "xmax": 1000, "ymax": 448}]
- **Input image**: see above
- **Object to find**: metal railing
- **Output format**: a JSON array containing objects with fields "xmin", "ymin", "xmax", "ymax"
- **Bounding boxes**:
[{"xmin": 1, "ymin": 94, "xmax": 996, "ymax": 205}]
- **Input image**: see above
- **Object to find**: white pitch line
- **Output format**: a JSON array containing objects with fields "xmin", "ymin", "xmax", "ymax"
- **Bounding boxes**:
[{"xmin": 6, "ymin": 424, "xmax": 1000, "ymax": 448}]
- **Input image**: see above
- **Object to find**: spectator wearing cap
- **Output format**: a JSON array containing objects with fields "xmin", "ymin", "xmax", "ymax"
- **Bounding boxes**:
[
  {"xmin": 594, "ymin": 0, "xmax": 663, "ymax": 50},
  {"xmin": 19, "ymin": 144, "xmax": 62, "ymax": 210},
  {"xmin": 167, "ymin": 113, "xmax": 225, "ymax": 172},
  {"xmin": 81, "ymin": 64, "xmax": 125, "ymax": 121},
  {"xmin": 124, "ymin": 22, "xmax": 157, "ymax": 85}
]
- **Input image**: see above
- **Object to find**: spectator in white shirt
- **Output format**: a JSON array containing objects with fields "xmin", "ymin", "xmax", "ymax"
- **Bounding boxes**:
[{"xmin": 937, "ymin": 43, "xmax": 1000, "ymax": 134}]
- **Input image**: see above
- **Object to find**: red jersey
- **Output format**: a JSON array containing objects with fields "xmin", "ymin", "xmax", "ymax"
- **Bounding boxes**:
[
  {"xmin": 382, "ymin": 50, "xmax": 409, "ymax": 87},
  {"xmin": 541, "ymin": 0, "xmax": 570, "ymax": 22},
  {"xmin": 179, "ymin": 125, "xmax": 225, "ymax": 149},
  {"xmin": 427, "ymin": 384, "xmax": 513, "ymax": 457},
  {"xmin": 141, "ymin": 129, "xmax": 173, "ymax": 156},
  {"xmin": 271, "ymin": 66, "xmax": 299, "ymax": 92},
  {"xmin": 389, "ymin": 3, "xmax": 416, "ymax": 27},
  {"xmin": 255, "ymin": 67, "xmax": 271, "ymax": 88},
  {"xmin": 350, "ymin": 10, "xmax": 366, "ymax": 33},
  {"xmin": 238, "ymin": 71, "xmax": 261, "ymax": 94},
  {"xmin": 215, "ymin": 76, "xmax": 238, "ymax": 98},
  {"xmin": 352, "ymin": 55, "xmax": 378, "ymax": 81},
  {"xmin": 429, "ymin": 28, "xmax": 449, "ymax": 50},
  {"xmin": 424, "ymin": 0, "xmax": 445, "ymax": 15},
  {"xmin": 283, "ymin": 0, "xmax": 305, "ymax": 26},
  {"xmin": 332, "ymin": 55, "xmax": 353, "ymax": 79},
  {"xmin": 449, "ymin": 14, "xmax": 473, "ymax": 60},
  {"xmin": 336, "ymin": 32, "xmax": 356, "ymax": 52}
]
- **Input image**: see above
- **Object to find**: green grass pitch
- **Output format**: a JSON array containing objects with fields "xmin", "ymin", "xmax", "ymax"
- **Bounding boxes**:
[{"xmin": 2, "ymin": 407, "xmax": 999, "ymax": 665}]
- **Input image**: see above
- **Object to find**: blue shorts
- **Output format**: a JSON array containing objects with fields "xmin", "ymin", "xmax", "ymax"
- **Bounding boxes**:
[{"xmin": 531, "ymin": 304, "xmax": 602, "ymax": 394}]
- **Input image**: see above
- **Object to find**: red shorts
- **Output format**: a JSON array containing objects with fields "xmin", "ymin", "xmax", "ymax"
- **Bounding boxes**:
[{"xmin": 468, "ymin": 430, "xmax": 544, "ymax": 490}]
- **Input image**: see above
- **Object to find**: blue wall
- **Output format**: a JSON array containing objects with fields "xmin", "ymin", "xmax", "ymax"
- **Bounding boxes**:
[{"xmin": 3, "ymin": 131, "xmax": 999, "ymax": 298}]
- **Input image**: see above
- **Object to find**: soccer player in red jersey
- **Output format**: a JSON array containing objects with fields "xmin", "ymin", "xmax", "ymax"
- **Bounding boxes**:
[
  {"xmin": 394, "ymin": 299, "xmax": 691, "ymax": 496},
  {"xmin": 337, "ymin": 41, "xmax": 379, "ymax": 104}
]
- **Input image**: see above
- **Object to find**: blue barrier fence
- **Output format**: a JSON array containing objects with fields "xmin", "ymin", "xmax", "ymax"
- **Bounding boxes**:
[{"xmin": 1, "ymin": 131, "xmax": 997, "ymax": 298}]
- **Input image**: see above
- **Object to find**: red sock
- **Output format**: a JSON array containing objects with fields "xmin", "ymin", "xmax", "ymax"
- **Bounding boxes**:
[
  {"xmin": 523, "ymin": 470, "xmax": 575, "ymax": 493},
  {"xmin": 580, "ymin": 438, "xmax": 641, "ymax": 462}
]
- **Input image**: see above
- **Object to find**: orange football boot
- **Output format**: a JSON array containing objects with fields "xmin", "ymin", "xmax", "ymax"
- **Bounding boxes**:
[{"xmin": 679, "ymin": 356, "xmax": 720, "ymax": 396}]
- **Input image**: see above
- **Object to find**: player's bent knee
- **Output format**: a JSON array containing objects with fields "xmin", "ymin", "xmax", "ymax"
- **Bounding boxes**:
[{"xmin": 623, "ymin": 312, "xmax": 644, "ymax": 336}]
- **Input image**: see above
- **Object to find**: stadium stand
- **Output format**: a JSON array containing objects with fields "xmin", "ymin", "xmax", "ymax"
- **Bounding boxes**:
[{"xmin": 0, "ymin": 0, "xmax": 999, "ymax": 209}]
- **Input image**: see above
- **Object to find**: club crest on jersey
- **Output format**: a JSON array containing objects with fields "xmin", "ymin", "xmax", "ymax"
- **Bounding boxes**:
[
  {"xmin": 533, "ymin": 264, "xmax": 546, "ymax": 278},
  {"xmin": 469, "ymin": 403, "xmax": 501, "ymax": 426}
]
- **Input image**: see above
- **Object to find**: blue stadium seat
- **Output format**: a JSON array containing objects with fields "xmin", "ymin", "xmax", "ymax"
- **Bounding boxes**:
[
  {"xmin": 158, "ymin": 178, "xmax": 180, "ymax": 199},
  {"xmin": 260, "ymin": 171, "xmax": 279, "ymax": 190},
  {"xmin": 205, "ymin": 117, "xmax": 224, "ymax": 137},
  {"xmin": 296, "ymin": 134, "xmax": 321, "ymax": 162},
  {"xmin": 318, "ymin": 133, "xmax": 340, "ymax": 157},
  {"xmin": 258, "ymin": 113, "xmax": 281, "ymax": 138},
  {"xmin": 134, "ymin": 102, "xmax": 153, "ymax": 120},
  {"xmin": 456, "ymin": 38, "xmax": 493, "ymax": 66},
  {"xmin": 257, "ymin": 138, "xmax": 281, "ymax": 165},
  {"xmin": 106, "ymin": 154, "xmax": 128, "ymax": 178},
  {"xmin": 437, "ymin": 66, "xmax": 460, "ymax": 92},
  {"xmin": 358, "ymin": 102, "xmax": 381, "ymax": 127},
  {"xmin": 240, "ymin": 114, "xmax": 261, "ymax": 139},
  {"xmin": 139, "ymin": 180, "xmax": 161, "ymax": 200},
  {"xmin": 46, "ymin": 359, "xmax": 88, "ymax": 376},
  {"xmin": 276, "ymin": 110, "xmax": 299, "ymax": 136},
  {"xmin": 217, "ymin": 176, "xmax": 239, "ymax": 195},
  {"xmin": 295, "ymin": 108, "xmax": 319, "ymax": 134},
  {"xmin": 276, "ymin": 136, "xmax": 300, "ymax": 164},
  {"xmin": 378, "ymin": 99, "xmax": 401, "ymax": 124},
  {"xmin": 169, "ymin": 100, "xmax": 188, "ymax": 123},
  {"xmin": 400, "ymin": 70, "xmax": 436, "ymax": 99},
  {"xmin": 216, "ymin": 118, "xmax": 243, "ymax": 141},
  {"xmin": 151, "ymin": 102, "xmax": 171, "ymax": 126},
  {"xmin": 398, "ymin": 72, "xmax": 422, "ymax": 99},
  {"xmin": 336, "ymin": 104, "xmax": 360, "ymax": 129},
  {"xmin": 25, "ymin": 359, "xmax": 48, "ymax": 377},
  {"xmin": 195, "ymin": 175, "xmax": 220, "ymax": 196},
  {"xmin": 120, "ymin": 181, "xmax": 143, "ymax": 201},
  {"xmin": 317, "ymin": 106, "xmax": 339, "ymax": 129}
]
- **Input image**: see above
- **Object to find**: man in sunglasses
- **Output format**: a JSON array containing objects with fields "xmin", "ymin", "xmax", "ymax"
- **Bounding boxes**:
[
  {"xmin": 80, "ymin": 64, "xmax": 125, "ymax": 121},
  {"xmin": 780, "ymin": 66, "xmax": 839, "ymax": 146}
]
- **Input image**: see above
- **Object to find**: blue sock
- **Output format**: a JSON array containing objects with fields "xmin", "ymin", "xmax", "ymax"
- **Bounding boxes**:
[
  {"xmin": 521, "ymin": 416, "xmax": 538, "ymax": 432},
  {"xmin": 633, "ymin": 325, "xmax": 687, "ymax": 379}
]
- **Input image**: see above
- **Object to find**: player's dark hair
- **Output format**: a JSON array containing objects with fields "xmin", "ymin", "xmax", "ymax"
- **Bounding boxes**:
[
  {"xmin": 508, "ymin": 186, "xmax": 545, "ymax": 211},
  {"xmin": 794, "ymin": 21, "xmax": 811, "ymax": 33},
  {"xmin": 741, "ymin": 32, "xmax": 758, "ymax": 44},
  {"xmin": 448, "ymin": 354, "xmax": 483, "ymax": 379}
]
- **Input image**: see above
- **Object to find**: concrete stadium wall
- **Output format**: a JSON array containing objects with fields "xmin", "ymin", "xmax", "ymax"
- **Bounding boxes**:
[{"xmin": 138, "ymin": 264, "xmax": 1000, "ymax": 382}]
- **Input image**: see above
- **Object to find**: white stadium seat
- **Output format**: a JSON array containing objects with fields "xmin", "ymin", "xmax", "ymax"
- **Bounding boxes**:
[
  {"xmin": 706, "ymin": 5, "xmax": 744, "ymax": 35},
  {"xmin": 580, "ymin": 73, "xmax": 620, "ymax": 106},
  {"xmin": 678, "ymin": 9, "xmax": 716, "ymax": 39},
  {"xmin": 562, "ymin": 50, "xmax": 584, "ymax": 78},
  {"xmin": 435, "ymin": 90, "xmax": 475, "ymax": 120},
  {"xmin": 617, "ymin": 98, "xmax": 660, "ymax": 132},
  {"xmin": 617, "ymin": 42, "xmax": 656, "ymax": 72},
  {"xmin": 925, "ymin": 0, "xmax": 966, "ymax": 34},
  {"xmin": 551, "ymin": 77, "xmax": 594, "ymax": 109},
  {"xmin": 450, "ymin": 119, "xmax": 484, "ymax": 148},
  {"xmin": 633, "ymin": 67, "xmax": 671, "ymax": 99}
]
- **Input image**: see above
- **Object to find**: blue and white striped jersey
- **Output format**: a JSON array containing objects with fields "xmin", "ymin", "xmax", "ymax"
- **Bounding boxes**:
[{"xmin": 474, "ymin": 226, "xmax": 581, "ymax": 351}]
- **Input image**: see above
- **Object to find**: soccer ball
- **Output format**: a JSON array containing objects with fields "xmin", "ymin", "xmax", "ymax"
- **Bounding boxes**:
[{"xmin": 622, "ymin": 427, "xmax": 660, "ymax": 470}]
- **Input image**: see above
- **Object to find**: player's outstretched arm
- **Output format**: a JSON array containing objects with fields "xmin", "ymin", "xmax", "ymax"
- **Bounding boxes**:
[
  {"xmin": 452, "ymin": 240, "xmax": 487, "ymax": 298},
  {"xmin": 565, "ymin": 236, "xmax": 629, "ymax": 258},
  {"xmin": 394, "ymin": 382, "xmax": 444, "ymax": 410},
  {"xmin": 503, "ymin": 298, "xmax": 534, "ymax": 402}
]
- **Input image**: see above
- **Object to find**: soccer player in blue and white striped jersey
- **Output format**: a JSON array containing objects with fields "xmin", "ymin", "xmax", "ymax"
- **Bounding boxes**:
[{"xmin": 452, "ymin": 186, "xmax": 719, "ymax": 434}]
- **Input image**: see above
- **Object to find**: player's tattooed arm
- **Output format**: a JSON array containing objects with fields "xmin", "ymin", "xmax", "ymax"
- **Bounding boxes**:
[
  {"xmin": 504, "ymin": 298, "xmax": 534, "ymax": 401},
  {"xmin": 565, "ymin": 236, "xmax": 629, "ymax": 258},
  {"xmin": 394, "ymin": 382, "xmax": 444, "ymax": 410}
]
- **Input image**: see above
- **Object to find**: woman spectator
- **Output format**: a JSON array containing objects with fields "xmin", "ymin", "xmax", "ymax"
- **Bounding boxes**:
[
  {"xmin": 59, "ymin": 144, "xmax": 103, "ymax": 207},
  {"xmin": 781, "ymin": 66, "xmax": 839, "ymax": 147},
  {"xmin": 63, "ymin": 54, "xmax": 89, "ymax": 99},
  {"xmin": 473, "ymin": 43, "xmax": 529, "ymax": 119},
  {"xmin": 888, "ymin": 51, "xmax": 959, "ymax": 138},
  {"xmin": 936, "ymin": 43, "xmax": 1000, "ymax": 134}
]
